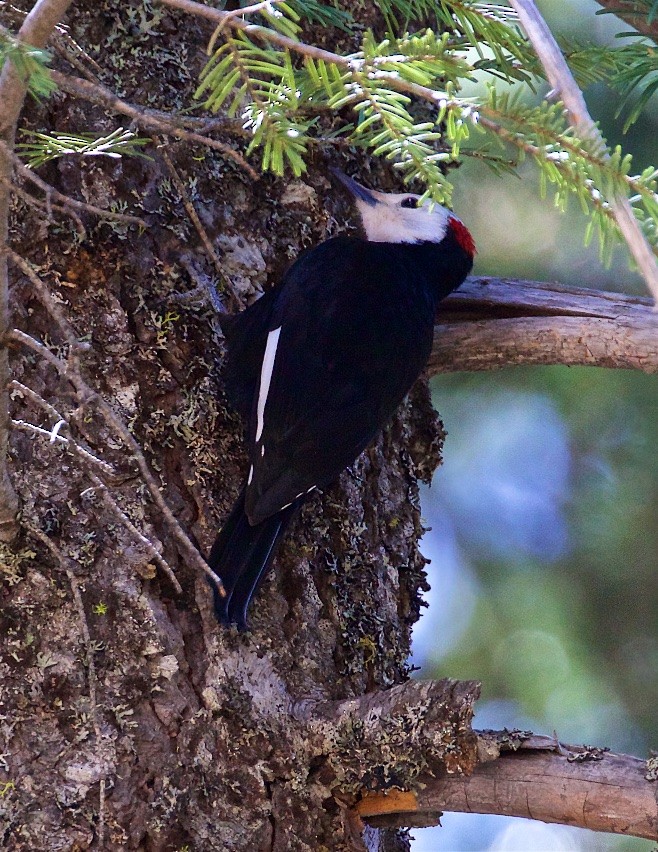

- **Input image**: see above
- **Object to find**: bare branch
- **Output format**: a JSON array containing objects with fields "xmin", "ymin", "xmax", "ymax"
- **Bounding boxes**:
[
  {"xmin": 430, "ymin": 276, "xmax": 658, "ymax": 374},
  {"xmin": 157, "ymin": 0, "xmax": 359, "ymax": 64},
  {"xmin": 302, "ymin": 680, "xmax": 658, "ymax": 840},
  {"xmin": 8, "ymin": 253, "xmax": 225, "ymax": 596},
  {"xmin": 212, "ymin": 0, "xmax": 283, "ymax": 32},
  {"xmin": 509, "ymin": 0, "xmax": 658, "ymax": 304},
  {"xmin": 11, "ymin": 418, "xmax": 116, "ymax": 476},
  {"xmin": 50, "ymin": 71, "xmax": 246, "ymax": 136},
  {"xmin": 7, "ymin": 326, "xmax": 69, "ymax": 371},
  {"xmin": 8, "ymin": 248, "xmax": 79, "ymax": 344},
  {"xmin": 11, "ymin": 381, "xmax": 183, "ymax": 594},
  {"xmin": 3, "ymin": 177, "xmax": 86, "ymax": 236},
  {"xmin": 85, "ymin": 473, "xmax": 184, "ymax": 595},
  {"xmin": 23, "ymin": 523, "xmax": 107, "ymax": 849},
  {"xmin": 0, "ymin": 0, "xmax": 75, "ymax": 539},
  {"xmin": 49, "ymin": 70, "xmax": 259, "ymax": 180},
  {"xmin": 359, "ymin": 731, "xmax": 658, "ymax": 841},
  {"xmin": 593, "ymin": 0, "xmax": 658, "ymax": 41},
  {"xmin": 2, "ymin": 141, "xmax": 148, "ymax": 228},
  {"xmin": 158, "ymin": 142, "xmax": 244, "ymax": 309}
]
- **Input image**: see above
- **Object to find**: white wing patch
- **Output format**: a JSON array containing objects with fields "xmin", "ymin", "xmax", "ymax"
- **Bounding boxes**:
[{"xmin": 255, "ymin": 326, "xmax": 282, "ymax": 443}]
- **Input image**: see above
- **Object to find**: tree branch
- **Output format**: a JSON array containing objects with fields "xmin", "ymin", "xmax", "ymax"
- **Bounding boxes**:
[
  {"xmin": 430, "ymin": 277, "xmax": 658, "ymax": 374},
  {"xmin": 49, "ymin": 70, "xmax": 259, "ymax": 179},
  {"xmin": 157, "ymin": 0, "xmax": 658, "ymax": 308},
  {"xmin": 297, "ymin": 680, "xmax": 658, "ymax": 841},
  {"xmin": 509, "ymin": 0, "xmax": 658, "ymax": 303},
  {"xmin": 358, "ymin": 731, "xmax": 658, "ymax": 841},
  {"xmin": 0, "ymin": 0, "xmax": 75, "ymax": 540},
  {"xmin": 593, "ymin": 0, "xmax": 658, "ymax": 42},
  {"xmin": 1, "ymin": 140, "xmax": 148, "ymax": 229}
]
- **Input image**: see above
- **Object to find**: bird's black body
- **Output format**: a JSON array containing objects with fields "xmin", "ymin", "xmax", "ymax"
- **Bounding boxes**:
[{"xmin": 210, "ymin": 180, "xmax": 474, "ymax": 629}]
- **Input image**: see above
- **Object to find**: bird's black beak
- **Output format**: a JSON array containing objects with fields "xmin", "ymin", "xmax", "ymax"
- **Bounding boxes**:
[{"xmin": 330, "ymin": 168, "xmax": 377, "ymax": 206}]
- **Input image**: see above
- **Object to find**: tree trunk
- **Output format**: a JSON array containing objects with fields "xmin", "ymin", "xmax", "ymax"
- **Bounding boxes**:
[{"xmin": 1, "ymin": 3, "xmax": 481, "ymax": 848}]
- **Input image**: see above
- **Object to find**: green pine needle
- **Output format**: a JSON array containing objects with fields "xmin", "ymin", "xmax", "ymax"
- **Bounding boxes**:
[
  {"xmin": 17, "ymin": 129, "xmax": 151, "ymax": 168},
  {"xmin": 190, "ymin": 0, "xmax": 658, "ymax": 266}
]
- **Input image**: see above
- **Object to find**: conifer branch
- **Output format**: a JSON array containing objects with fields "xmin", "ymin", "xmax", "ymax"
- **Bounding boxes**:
[
  {"xmin": 509, "ymin": 0, "xmax": 658, "ymax": 303},
  {"xmin": 158, "ymin": 0, "xmax": 658, "ymax": 280},
  {"xmin": 49, "ymin": 70, "xmax": 259, "ymax": 179}
]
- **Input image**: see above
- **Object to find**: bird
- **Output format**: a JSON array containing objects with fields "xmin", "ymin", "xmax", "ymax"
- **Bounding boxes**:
[{"xmin": 209, "ymin": 170, "xmax": 475, "ymax": 629}]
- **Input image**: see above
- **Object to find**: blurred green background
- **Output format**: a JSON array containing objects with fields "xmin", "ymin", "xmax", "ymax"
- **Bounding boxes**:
[{"xmin": 411, "ymin": 1, "xmax": 658, "ymax": 849}]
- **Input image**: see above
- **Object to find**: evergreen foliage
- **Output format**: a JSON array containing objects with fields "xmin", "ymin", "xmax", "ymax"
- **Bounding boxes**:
[
  {"xmin": 0, "ymin": 28, "xmax": 56, "ymax": 99},
  {"xmin": 194, "ymin": 0, "xmax": 658, "ymax": 260},
  {"xmin": 16, "ymin": 129, "xmax": 151, "ymax": 167},
  {"xmin": 7, "ymin": 0, "xmax": 658, "ymax": 261}
]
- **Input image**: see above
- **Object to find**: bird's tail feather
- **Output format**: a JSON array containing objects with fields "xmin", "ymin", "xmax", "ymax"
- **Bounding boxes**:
[{"xmin": 208, "ymin": 489, "xmax": 298, "ymax": 629}]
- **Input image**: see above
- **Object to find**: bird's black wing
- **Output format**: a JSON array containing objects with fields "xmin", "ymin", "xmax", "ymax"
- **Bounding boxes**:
[{"xmin": 244, "ymin": 237, "xmax": 437, "ymax": 524}]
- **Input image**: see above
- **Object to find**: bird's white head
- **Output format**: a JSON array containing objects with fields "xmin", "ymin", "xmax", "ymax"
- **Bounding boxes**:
[{"xmin": 332, "ymin": 169, "xmax": 475, "ymax": 254}]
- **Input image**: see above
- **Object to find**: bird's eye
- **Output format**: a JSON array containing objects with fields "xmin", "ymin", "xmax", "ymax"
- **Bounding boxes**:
[{"xmin": 400, "ymin": 196, "xmax": 419, "ymax": 209}]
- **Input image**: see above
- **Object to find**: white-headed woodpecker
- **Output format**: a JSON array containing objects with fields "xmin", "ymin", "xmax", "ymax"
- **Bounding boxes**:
[{"xmin": 210, "ymin": 171, "xmax": 475, "ymax": 628}]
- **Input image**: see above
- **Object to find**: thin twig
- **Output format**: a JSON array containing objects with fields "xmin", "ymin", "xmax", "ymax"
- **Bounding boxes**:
[
  {"xmin": 10, "ymin": 378, "xmax": 65, "ymax": 422},
  {"xmin": 11, "ymin": 418, "xmax": 117, "ymax": 475},
  {"xmin": 88, "ymin": 392, "xmax": 225, "ymax": 594},
  {"xmin": 158, "ymin": 0, "xmax": 352, "ymax": 63},
  {"xmin": 10, "ymin": 325, "xmax": 224, "ymax": 593},
  {"xmin": 2, "ymin": 141, "xmax": 148, "ymax": 228},
  {"xmin": 9, "ymin": 378, "xmax": 118, "ymax": 476},
  {"xmin": 508, "ymin": 0, "xmax": 658, "ymax": 304},
  {"xmin": 7, "ymin": 327, "xmax": 68, "ymax": 372},
  {"xmin": 7, "ymin": 253, "xmax": 225, "ymax": 596},
  {"xmin": 8, "ymin": 249, "xmax": 78, "ymax": 344},
  {"xmin": 2, "ymin": 176, "xmax": 87, "ymax": 237},
  {"xmin": 212, "ymin": 0, "xmax": 282, "ymax": 35},
  {"xmin": 86, "ymin": 473, "xmax": 183, "ymax": 595},
  {"xmin": 158, "ymin": 141, "xmax": 244, "ymax": 310},
  {"xmin": 49, "ymin": 70, "xmax": 259, "ymax": 179},
  {"xmin": 24, "ymin": 524, "xmax": 106, "ymax": 850},
  {"xmin": 50, "ymin": 71, "xmax": 247, "ymax": 135},
  {"xmin": 10, "ymin": 379, "xmax": 182, "ymax": 592},
  {"xmin": 50, "ymin": 28, "xmax": 105, "ymax": 82}
]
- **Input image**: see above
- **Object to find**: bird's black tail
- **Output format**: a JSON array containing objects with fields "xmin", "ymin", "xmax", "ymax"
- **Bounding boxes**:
[{"xmin": 208, "ymin": 489, "xmax": 299, "ymax": 630}]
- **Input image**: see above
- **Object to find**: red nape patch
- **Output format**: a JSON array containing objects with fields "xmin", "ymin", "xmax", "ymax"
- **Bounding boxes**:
[{"xmin": 448, "ymin": 217, "xmax": 476, "ymax": 256}]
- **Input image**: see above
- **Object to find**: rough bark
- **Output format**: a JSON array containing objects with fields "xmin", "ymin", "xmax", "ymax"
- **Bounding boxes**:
[
  {"xmin": 2, "ymin": 3, "xmax": 657, "ymax": 851},
  {"xmin": 0, "ymin": 2, "xmax": 461, "ymax": 849},
  {"xmin": 359, "ymin": 733, "xmax": 658, "ymax": 841},
  {"xmin": 0, "ymin": 0, "xmax": 75, "ymax": 540},
  {"xmin": 431, "ymin": 277, "xmax": 657, "ymax": 374}
]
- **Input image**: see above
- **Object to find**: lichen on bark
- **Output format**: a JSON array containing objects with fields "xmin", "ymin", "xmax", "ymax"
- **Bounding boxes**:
[{"xmin": 0, "ymin": 2, "xmax": 476, "ymax": 849}]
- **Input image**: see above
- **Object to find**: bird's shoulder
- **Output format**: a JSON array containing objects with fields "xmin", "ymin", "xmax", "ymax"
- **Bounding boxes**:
[{"xmin": 220, "ymin": 236, "xmax": 365, "ymax": 420}]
